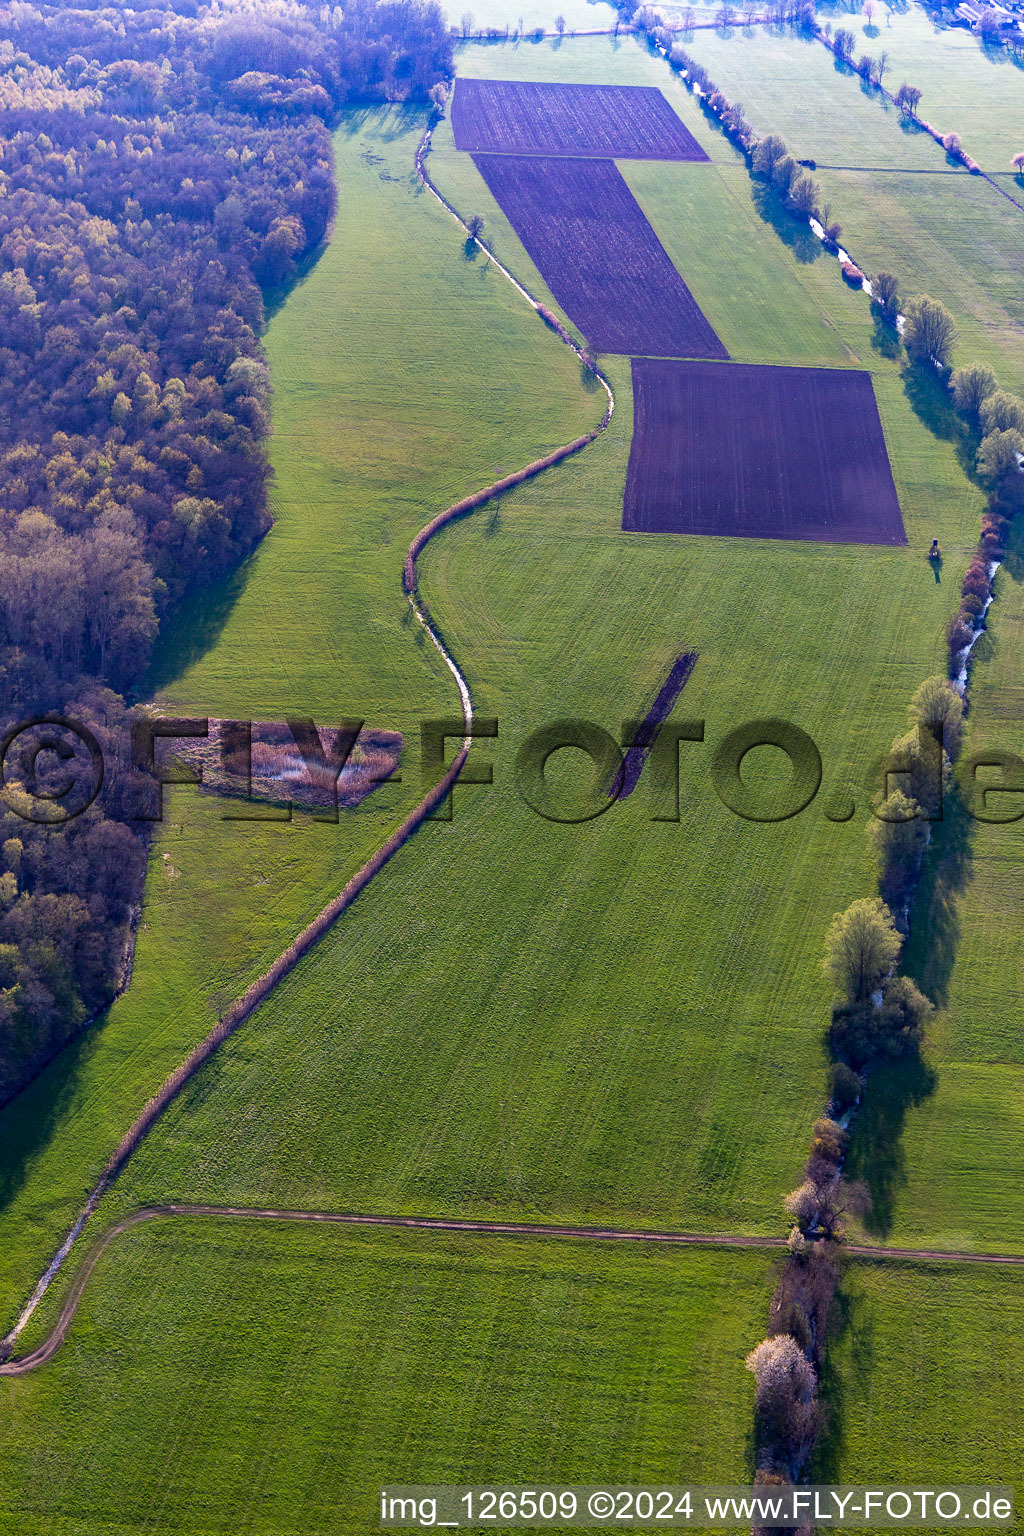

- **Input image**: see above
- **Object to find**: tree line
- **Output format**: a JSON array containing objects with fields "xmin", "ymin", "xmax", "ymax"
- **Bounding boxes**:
[{"xmin": 0, "ymin": 0, "xmax": 452, "ymax": 1103}]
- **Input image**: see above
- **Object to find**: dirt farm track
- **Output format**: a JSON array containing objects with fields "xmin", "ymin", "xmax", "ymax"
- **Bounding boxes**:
[{"xmin": 4, "ymin": 1203, "xmax": 1024, "ymax": 1379}]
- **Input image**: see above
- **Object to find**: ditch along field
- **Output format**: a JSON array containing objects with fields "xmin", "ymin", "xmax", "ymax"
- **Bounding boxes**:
[
  {"xmin": 841, "ymin": 516, "xmax": 1024, "ymax": 1257},
  {"xmin": 676, "ymin": 16, "xmax": 1024, "ymax": 1254},
  {"xmin": 811, "ymin": 3, "xmax": 1024, "ymax": 175},
  {"xmin": 0, "ymin": 106, "xmax": 592, "ymax": 1335},
  {"xmin": 0, "ymin": 37, "xmax": 1001, "ymax": 1528},
  {"xmin": 680, "ymin": 23, "xmax": 1024, "ymax": 393},
  {"xmin": 0, "ymin": 1218, "xmax": 775, "ymax": 1534}
]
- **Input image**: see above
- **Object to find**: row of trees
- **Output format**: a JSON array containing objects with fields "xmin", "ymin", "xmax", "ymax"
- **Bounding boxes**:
[{"xmin": 0, "ymin": 0, "xmax": 452, "ymax": 1103}]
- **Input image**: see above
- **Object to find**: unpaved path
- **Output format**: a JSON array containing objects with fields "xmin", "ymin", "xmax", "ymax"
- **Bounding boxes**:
[
  {"xmin": 5, "ymin": 1202, "xmax": 1024, "ymax": 1377},
  {"xmin": 0, "ymin": 126, "xmax": 614, "ymax": 1366}
]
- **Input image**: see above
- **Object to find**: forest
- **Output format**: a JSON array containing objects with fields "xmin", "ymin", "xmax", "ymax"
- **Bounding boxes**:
[{"xmin": 0, "ymin": 0, "xmax": 452, "ymax": 1101}]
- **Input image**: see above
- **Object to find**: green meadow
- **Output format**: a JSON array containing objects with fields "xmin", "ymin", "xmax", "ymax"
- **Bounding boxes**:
[
  {"xmin": 0, "ymin": 1218, "xmax": 774, "ymax": 1535},
  {"xmin": 0, "ymin": 103, "xmax": 593, "ymax": 1333},
  {"xmin": 816, "ymin": 1256, "xmax": 1024, "ymax": 1516},
  {"xmin": 0, "ymin": 29, "xmax": 1016, "ymax": 1522},
  {"xmin": 664, "ymin": 22, "xmax": 949, "ymax": 168},
  {"xmin": 817, "ymin": 4, "xmax": 1024, "ymax": 174},
  {"xmin": 31, "ymin": 42, "xmax": 976, "ymax": 1297},
  {"xmin": 679, "ymin": 26, "xmax": 1024, "ymax": 394}
]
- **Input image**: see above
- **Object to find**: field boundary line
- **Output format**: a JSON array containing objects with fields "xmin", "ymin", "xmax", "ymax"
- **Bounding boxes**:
[
  {"xmin": 0, "ymin": 113, "xmax": 615, "ymax": 1365},
  {"xmin": 811, "ymin": 29, "xmax": 1024, "ymax": 214},
  {"xmin": 7, "ymin": 1203, "xmax": 1024, "ymax": 1377},
  {"xmin": 414, "ymin": 119, "xmax": 615, "ymax": 426}
]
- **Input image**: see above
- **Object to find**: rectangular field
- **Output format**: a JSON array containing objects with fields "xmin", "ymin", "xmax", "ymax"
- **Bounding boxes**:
[
  {"xmin": 471, "ymin": 155, "xmax": 729, "ymax": 358},
  {"xmin": 623, "ymin": 359, "xmax": 906, "ymax": 544},
  {"xmin": 1, "ymin": 1219, "xmax": 774, "ymax": 1532},
  {"xmin": 451, "ymin": 78, "xmax": 708, "ymax": 160}
]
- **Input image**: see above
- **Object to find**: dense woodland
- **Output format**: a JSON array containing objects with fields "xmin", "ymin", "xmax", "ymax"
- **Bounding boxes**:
[{"xmin": 0, "ymin": 0, "xmax": 452, "ymax": 1101}]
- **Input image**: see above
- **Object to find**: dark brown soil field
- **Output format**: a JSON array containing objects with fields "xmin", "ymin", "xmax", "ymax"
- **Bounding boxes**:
[
  {"xmin": 622, "ymin": 360, "xmax": 907, "ymax": 544},
  {"xmin": 451, "ymin": 79, "xmax": 709, "ymax": 160},
  {"xmin": 618, "ymin": 651, "xmax": 699, "ymax": 799},
  {"xmin": 471, "ymin": 155, "xmax": 729, "ymax": 359}
]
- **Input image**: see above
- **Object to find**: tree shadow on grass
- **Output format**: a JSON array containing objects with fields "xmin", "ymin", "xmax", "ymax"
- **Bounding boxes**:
[
  {"xmin": 869, "ymin": 314, "xmax": 901, "ymax": 361},
  {"xmin": 0, "ymin": 999, "xmax": 124, "ymax": 1284},
  {"xmin": 899, "ymin": 360, "xmax": 979, "ymax": 480},
  {"xmin": 841, "ymin": 1052, "xmax": 937, "ymax": 1239},
  {"xmin": 136, "ymin": 560, "xmax": 251, "ymax": 700},
  {"xmin": 750, "ymin": 181, "xmax": 822, "ymax": 263},
  {"xmin": 998, "ymin": 509, "xmax": 1024, "ymax": 585},
  {"xmin": 811, "ymin": 1271, "xmax": 875, "ymax": 1480},
  {"xmin": 901, "ymin": 785, "xmax": 974, "ymax": 1008},
  {"xmin": 580, "ymin": 360, "xmax": 600, "ymax": 393}
]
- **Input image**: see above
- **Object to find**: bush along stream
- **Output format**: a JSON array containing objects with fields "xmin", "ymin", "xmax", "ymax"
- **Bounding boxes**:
[{"xmin": 614, "ymin": 18, "xmax": 1024, "ymax": 1503}]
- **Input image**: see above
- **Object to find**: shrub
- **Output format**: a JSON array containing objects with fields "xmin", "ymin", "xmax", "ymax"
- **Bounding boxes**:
[
  {"xmin": 909, "ymin": 674, "xmax": 964, "ymax": 759},
  {"xmin": 879, "ymin": 975, "xmax": 934, "ymax": 1052},
  {"xmin": 903, "ymin": 294, "xmax": 956, "ymax": 370},
  {"xmin": 801, "ymin": 1237, "xmax": 843, "ymax": 1345},
  {"xmin": 962, "ymin": 559, "xmax": 992, "ymax": 599},
  {"xmin": 830, "ymin": 978, "xmax": 930, "ymax": 1065},
  {"xmin": 868, "ymin": 789, "xmax": 930, "ymax": 908},
  {"xmin": 981, "ymin": 509, "xmax": 1010, "ymax": 546},
  {"xmin": 980, "ymin": 390, "xmax": 1024, "ymax": 436},
  {"xmin": 785, "ymin": 1178, "xmax": 820, "ymax": 1231},
  {"xmin": 823, "ymin": 897, "xmax": 902, "ymax": 1004},
  {"xmin": 941, "ymin": 131, "xmax": 962, "ymax": 155},
  {"xmin": 829, "ymin": 1061, "xmax": 861, "ymax": 1112},
  {"xmin": 960, "ymin": 591, "xmax": 985, "ymax": 622},
  {"xmin": 977, "ymin": 427, "xmax": 1024, "ymax": 489},
  {"xmin": 950, "ymin": 363, "xmax": 997, "ymax": 422},
  {"xmin": 948, "ymin": 616, "xmax": 974, "ymax": 661},
  {"xmin": 841, "ymin": 260, "xmax": 865, "ymax": 287},
  {"xmin": 810, "ymin": 1115, "xmax": 847, "ymax": 1165}
]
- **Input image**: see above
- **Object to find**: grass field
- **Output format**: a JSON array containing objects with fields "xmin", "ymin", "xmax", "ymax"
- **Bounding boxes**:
[
  {"xmin": 0, "ymin": 30, "xmax": 1015, "ymax": 1519},
  {"xmin": 816, "ymin": 1257, "xmax": 1024, "ymax": 1510},
  {"xmin": 36, "ymin": 42, "xmax": 975, "ymax": 1283},
  {"xmin": 813, "ymin": 170, "xmax": 1024, "ymax": 396},
  {"xmin": 842, "ymin": 522, "xmax": 1024, "ymax": 1254},
  {"xmin": 816, "ymin": 4, "xmax": 1024, "ymax": 174},
  {"xmin": 463, "ymin": 0, "xmax": 617, "ymax": 33},
  {"xmin": 667, "ymin": 22, "xmax": 953, "ymax": 169},
  {"xmin": 0, "ymin": 1219, "xmax": 774, "ymax": 1535},
  {"xmin": 678, "ymin": 25, "xmax": 1024, "ymax": 394},
  {"xmin": 0, "ymin": 105, "xmax": 594, "ymax": 1335}
]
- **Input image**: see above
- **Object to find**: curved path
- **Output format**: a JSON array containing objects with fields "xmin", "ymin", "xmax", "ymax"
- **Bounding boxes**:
[
  {"xmin": 0, "ymin": 122, "xmax": 613, "ymax": 1365},
  {"xmin": 5, "ymin": 1201, "xmax": 1024, "ymax": 1377}
]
